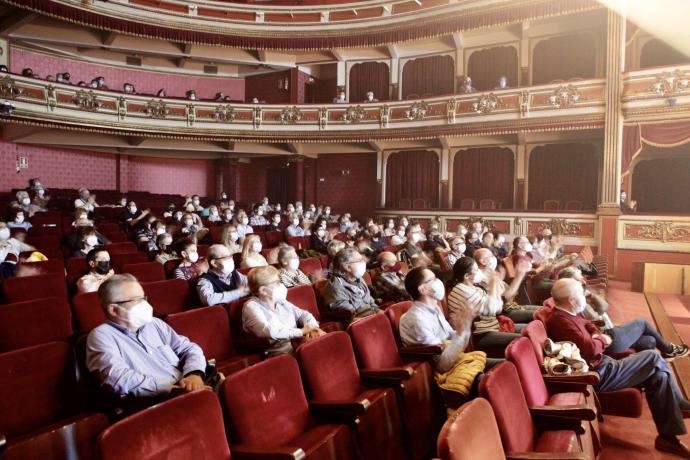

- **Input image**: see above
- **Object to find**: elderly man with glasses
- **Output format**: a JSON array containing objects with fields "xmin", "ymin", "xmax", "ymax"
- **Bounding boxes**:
[
  {"xmin": 86, "ymin": 274, "xmax": 208, "ymax": 398},
  {"xmin": 197, "ymin": 244, "xmax": 250, "ymax": 306}
]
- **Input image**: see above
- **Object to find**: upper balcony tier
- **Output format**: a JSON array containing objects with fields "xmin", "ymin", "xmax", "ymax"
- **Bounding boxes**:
[{"xmin": 5, "ymin": 0, "xmax": 602, "ymax": 49}]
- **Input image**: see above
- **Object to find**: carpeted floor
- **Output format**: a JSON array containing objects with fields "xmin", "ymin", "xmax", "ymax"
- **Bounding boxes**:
[{"xmin": 599, "ymin": 282, "xmax": 690, "ymax": 459}]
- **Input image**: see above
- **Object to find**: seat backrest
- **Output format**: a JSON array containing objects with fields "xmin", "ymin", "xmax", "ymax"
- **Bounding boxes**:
[
  {"xmin": 460, "ymin": 199, "xmax": 475, "ymax": 210},
  {"xmin": 265, "ymin": 231, "xmax": 285, "ymax": 247},
  {"xmin": 163, "ymin": 258, "xmax": 181, "ymax": 279},
  {"xmin": 142, "ymin": 279, "xmax": 193, "ymax": 316},
  {"xmin": 299, "ymin": 257, "xmax": 322, "ymax": 277},
  {"xmin": 16, "ymin": 259, "xmax": 65, "ymax": 275},
  {"xmin": 522, "ymin": 320, "xmax": 548, "ymax": 366},
  {"xmin": 66, "ymin": 256, "xmax": 89, "ymax": 285},
  {"xmin": 111, "ymin": 252, "xmax": 149, "ymax": 272},
  {"xmin": 565, "ymin": 200, "xmax": 583, "ymax": 211},
  {"xmin": 98, "ymin": 390, "xmax": 231, "ymax": 460},
  {"xmin": 385, "ymin": 300, "xmax": 413, "ymax": 345},
  {"xmin": 3, "ymin": 272, "xmax": 68, "ymax": 303},
  {"xmin": 479, "ymin": 361, "xmax": 536, "ymax": 453},
  {"xmin": 505, "ymin": 337, "xmax": 550, "ymax": 407},
  {"xmin": 104, "ymin": 242, "xmax": 138, "ymax": 255},
  {"xmin": 437, "ymin": 398, "xmax": 506, "ymax": 460},
  {"xmin": 296, "ymin": 332, "xmax": 362, "ymax": 401},
  {"xmin": 534, "ymin": 305, "xmax": 553, "ymax": 325},
  {"xmin": 286, "ymin": 285, "xmax": 321, "ymax": 321},
  {"xmin": 0, "ymin": 342, "xmax": 76, "ymax": 438},
  {"xmin": 165, "ymin": 306, "xmax": 236, "ymax": 362},
  {"xmin": 286, "ymin": 236, "xmax": 307, "ymax": 251},
  {"xmin": 0, "ymin": 297, "xmax": 73, "ymax": 352},
  {"xmin": 479, "ymin": 199, "xmax": 495, "ymax": 210},
  {"xmin": 221, "ymin": 354, "xmax": 311, "ymax": 447},
  {"xmin": 348, "ymin": 313, "xmax": 403, "ymax": 369},
  {"xmin": 543, "ymin": 200, "xmax": 560, "ymax": 210},
  {"xmin": 122, "ymin": 261, "xmax": 166, "ymax": 283},
  {"xmin": 72, "ymin": 291, "xmax": 106, "ymax": 333}
]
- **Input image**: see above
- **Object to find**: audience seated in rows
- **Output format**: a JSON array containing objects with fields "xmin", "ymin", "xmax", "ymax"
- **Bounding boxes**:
[{"xmin": 197, "ymin": 244, "xmax": 250, "ymax": 306}]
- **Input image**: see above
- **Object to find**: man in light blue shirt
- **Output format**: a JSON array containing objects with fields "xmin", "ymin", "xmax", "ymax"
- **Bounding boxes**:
[{"xmin": 86, "ymin": 274, "xmax": 207, "ymax": 397}]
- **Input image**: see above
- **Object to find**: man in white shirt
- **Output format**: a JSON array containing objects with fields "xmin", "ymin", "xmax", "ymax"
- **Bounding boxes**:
[{"xmin": 0, "ymin": 222, "xmax": 36, "ymax": 277}]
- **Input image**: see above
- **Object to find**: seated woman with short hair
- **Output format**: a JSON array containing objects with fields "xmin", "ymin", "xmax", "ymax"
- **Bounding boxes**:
[
  {"xmin": 240, "ymin": 234, "xmax": 268, "ymax": 269},
  {"xmin": 277, "ymin": 245, "xmax": 311, "ymax": 288},
  {"xmin": 242, "ymin": 265, "xmax": 324, "ymax": 357}
]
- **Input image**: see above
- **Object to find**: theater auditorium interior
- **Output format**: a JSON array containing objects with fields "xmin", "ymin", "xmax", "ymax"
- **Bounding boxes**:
[{"xmin": 1, "ymin": 0, "xmax": 690, "ymax": 458}]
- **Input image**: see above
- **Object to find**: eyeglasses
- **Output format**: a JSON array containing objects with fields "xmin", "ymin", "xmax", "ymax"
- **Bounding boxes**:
[{"xmin": 112, "ymin": 295, "xmax": 147, "ymax": 306}]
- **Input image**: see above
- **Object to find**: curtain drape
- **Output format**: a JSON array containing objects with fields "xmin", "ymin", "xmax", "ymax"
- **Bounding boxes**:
[
  {"xmin": 385, "ymin": 150, "xmax": 439, "ymax": 208},
  {"xmin": 532, "ymin": 34, "xmax": 596, "ymax": 84},
  {"xmin": 467, "ymin": 46, "xmax": 519, "ymax": 91},
  {"xmin": 622, "ymin": 120, "xmax": 690, "ymax": 176},
  {"xmin": 632, "ymin": 157, "xmax": 690, "ymax": 213},
  {"xmin": 349, "ymin": 62, "xmax": 390, "ymax": 103},
  {"xmin": 452, "ymin": 147, "xmax": 515, "ymax": 209},
  {"xmin": 527, "ymin": 143, "xmax": 597, "ymax": 210},
  {"xmin": 266, "ymin": 168, "xmax": 289, "ymax": 204},
  {"xmin": 401, "ymin": 55, "xmax": 455, "ymax": 99}
]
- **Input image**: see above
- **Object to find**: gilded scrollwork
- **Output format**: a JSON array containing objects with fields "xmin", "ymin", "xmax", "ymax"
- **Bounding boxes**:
[
  {"xmin": 627, "ymin": 222, "xmax": 690, "ymax": 243},
  {"xmin": 45, "ymin": 85, "xmax": 57, "ymax": 111},
  {"xmin": 472, "ymin": 93, "xmax": 498, "ymax": 114},
  {"xmin": 404, "ymin": 101, "xmax": 429, "ymax": 120},
  {"xmin": 318, "ymin": 107, "xmax": 328, "ymax": 130},
  {"xmin": 649, "ymin": 69, "xmax": 689, "ymax": 97},
  {"xmin": 144, "ymin": 99, "xmax": 169, "ymax": 119},
  {"xmin": 341, "ymin": 105, "xmax": 366, "ymax": 123},
  {"xmin": 379, "ymin": 104, "xmax": 390, "ymax": 128},
  {"xmin": 538, "ymin": 218, "xmax": 581, "ymax": 236},
  {"xmin": 73, "ymin": 90, "xmax": 102, "ymax": 112},
  {"xmin": 214, "ymin": 105, "xmax": 235, "ymax": 123},
  {"xmin": 0, "ymin": 75, "xmax": 21, "ymax": 99},
  {"xmin": 548, "ymin": 85, "xmax": 581, "ymax": 109},
  {"xmin": 280, "ymin": 106, "xmax": 303, "ymax": 124}
]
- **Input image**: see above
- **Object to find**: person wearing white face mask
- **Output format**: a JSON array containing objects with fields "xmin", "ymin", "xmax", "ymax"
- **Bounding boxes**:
[
  {"xmin": 401, "ymin": 224, "xmax": 433, "ymax": 268},
  {"xmin": 0, "ymin": 222, "xmax": 36, "ymax": 277},
  {"xmin": 32, "ymin": 187, "xmax": 50, "ymax": 210},
  {"xmin": 286, "ymin": 213, "xmax": 306, "ymax": 237},
  {"xmin": 243, "ymin": 266, "xmax": 323, "ymax": 357},
  {"xmin": 174, "ymin": 240, "xmax": 207, "ymax": 283},
  {"xmin": 86, "ymin": 274, "xmax": 208, "ymax": 397},
  {"xmin": 7, "ymin": 210, "xmax": 32, "ymax": 231},
  {"xmin": 220, "ymin": 224, "xmax": 242, "ymax": 256},
  {"xmin": 120, "ymin": 200, "xmax": 150, "ymax": 228},
  {"xmin": 240, "ymin": 235, "xmax": 268, "ymax": 269},
  {"xmin": 250, "ymin": 204, "xmax": 269, "ymax": 227},
  {"xmin": 547, "ymin": 278, "xmax": 690, "ymax": 458},
  {"xmin": 446, "ymin": 236, "xmax": 467, "ymax": 269},
  {"xmin": 390, "ymin": 225, "xmax": 407, "ymax": 246},
  {"xmin": 400, "ymin": 267, "xmax": 492, "ymax": 375},
  {"xmin": 74, "ymin": 188, "xmax": 94, "ymax": 212},
  {"xmin": 447, "ymin": 257, "xmax": 521, "ymax": 358},
  {"xmin": 266, "ymin": 212, "xmax": 283, "ymax": 232},
  {"xmin": 322, "ymin": 247, "xmax": 381, "ymax": 323},
  {"xmin": 277, "ymin": 246, "xmax": 311, "ymax": 288},
  {"xmin": 207, "ymin": 205, "xmax": 222, "ymax": 224},
  {"xmin": 197, "ymin": 244, "xmax": 250, "ymax": 306},
  {"xmin": 382, "ymin": 219, "xmax": 397, "ymax": 237},
  {"xmin": 235, "ymin": 211, "xmax": 254, "ymax": 240},
  {"xmin": 73, "ymin": 230, "xmax": 100, "ymax": 257}
]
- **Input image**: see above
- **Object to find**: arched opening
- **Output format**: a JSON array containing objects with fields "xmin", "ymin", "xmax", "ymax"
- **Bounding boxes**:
[
  {"xmin": 467, "ymin": 46, "xmax": 519, "ymax": 91},
  {"xmin": 452, "ymin": 147, "xmax": 514, "ymax": 209},
  {"xmin": 401, "ymin": 55, "xmax": 454, "ymax": 99},
  {"xmin": 349, "ymin": 62, "xmax": 390, "ymax": 103},
  {"xmin": 385, "ymin": 150, "xmax": 439, "ymax": 209}
]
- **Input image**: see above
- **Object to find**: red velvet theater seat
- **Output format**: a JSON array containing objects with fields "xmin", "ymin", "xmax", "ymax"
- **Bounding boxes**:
[
  {"xmin": 522, "ymin": 320, "xmax": 643, "ymax": 418},
  {"xmin": 141, "ymin": 279, "xmax": 194, "ymax": 316},
  {"xmin": 66, "ymin": 256, "xmax": 89, "ymax": 286},
  {"xmin": 97, "ymin": 390, "xmax": 230, "ymax": 460},
  {"xmin": 110, "ymin": 251, "xmax": 149, "ymax": 273},
  {"xmin": 479, "ymin": 362, "xmax": 591, "ymax": 458},
  {"xmin": 16, "ymin": 259, "xmax": 65, "ymax": 275},
  {"xmin": 348, "ymin": 313, "xmax": 442, "ymax": 460},
  {"xmin": 165, "ymin": 306, "xmax": 261, "ymax": 376},
  {"xmin": 384, "ymin": 301, "xmax": 413, "ymax": 346},
  {"xmin": 286, "ymin": 285, "xmax": 342, "ymax": 332},
  {"xmin": 383, "ymin": 300, "xmax": 443, "ymax": 362},
  {"xmin": 265, "ymin": 230, "xmax": 285, "ymax": 247},
  {"xmin": 220, "ymin": 354, "xmax": 354, "ymax": 460},
  {"xmin": 3, "ymin": 272, "xmax": 68, "ymax": 303},
  {"xmin": 0, "ymin": 297, "xmax": 73, "ymax": 352},
  {"xmin": 298, "ymin": 257, "xmax": 322, "ymax": 277},
  {"xmin": 436, "ymin": 398, "xmax": 509, "ymax": 460},
  {"xmin": 122, "ymin": 261, "xmax": 166, "ymax": 283},
  {"xmin": 104, "ymin": 242, "xmax": 138, "ymax": 255},
  {"xmin": 296, "ymin": 332, "xmax": 407, "ymax": 460},
  {"xmin": 72, "ymin": 291, "xmax": 106, "ymax": 333},
  {"xmin": 0, "ymin": 342, "xmax": 109, "ymax": 459}
]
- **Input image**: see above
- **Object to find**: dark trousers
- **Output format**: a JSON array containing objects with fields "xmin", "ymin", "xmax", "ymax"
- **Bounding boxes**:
[
  {"xmin": 597, "ymin": 351, "xmax": 688, "ymax": 437},
  {"xmin": 473, "ymin": 331, "xmax": 521, "ymax": 358},
  {"xmin": 606, "ymin": 319, "xmax": 672, "ymax": 354},
  {"xmin": 503, "ymin": 305, "xmax": 540, "ymax": 324}
]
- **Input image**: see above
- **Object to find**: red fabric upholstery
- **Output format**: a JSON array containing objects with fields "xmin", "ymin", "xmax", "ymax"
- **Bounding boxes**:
[
  {"xmin": 534, "ymin": 306, "xmax": 552, "ymax": 325},
  {"xmin": 165, "ymin": 306, "xmax": 260, "ymax": 376},
  {"xmin": 287, "ymin": 236, "xmax": 308, "ymax": 251},
  {"xmin": 66, "ymin": 256, "xmax": 89, "ymax": 285},
  {"xmin": 548, "ymin": 392, "xmax": 585, "ymax": 406},
  {"xmin": 522, "ymin": 320, "xmax": 548, "ymax": 364},
  {"xmin": 142, "ymin": 279, "xmax": 193, "ymax": 316},
  {"xmin": 98, "ymin": 390, "xmax": 231, "ymax": 460},
  {"xmin": 3, "ymin": 272, "xmax": 68, "ymax": 303},
  {"xmin": 265, "ymin": 231, "xmax": 285, "ymax": 247},
  {"xmin": 348, "ymin": 313, "xmax": 403, "ymax": 369},
  {"xmin": 534, "ymin": 430, "xmax": 580, "ymax": 453},
  {"xmin": 286, "ymin": 285, "xmax": 321, "ymax": 320},
  {"xmin": 163, "ymin": 259, "xmax": 181, "ymax": 279},
  {"xmin": 104, "ymin": 242, "xmax": 138, "ymax": 255},
  {"xmin": 505, "ymin": 337, "xmax": 550, "ymax": 407},
  {"xmin": 299, "ymin": 257, "xmax": 322, "ymax": 277},
  {"xmin": 121, "ymin": 261, "xmax": 165, "ymax": 283},
  {"xmin": 110, "ymin": 252, "xmax": 149, "ymax": 273},
  {"xmin": 0, "ymin": 297, "xmax": 73, "ymax": 352},
  {"xmin": 385, "ymin": 301, "xmax": 413, "ymax": 346},
  {"xmin": 72, "ymin": 291, "xmax": 106, "ymax": 333},
  {"xmin": 0, "ymin": 342, "xmax": 78, "ymax": 438},
  {"xmin": 437, "ymin": 398, "xmax": 506, "ymax": 460},
  {"xmin": 16, "ymin": 259, "xmax": 65, "ymax": 275}
]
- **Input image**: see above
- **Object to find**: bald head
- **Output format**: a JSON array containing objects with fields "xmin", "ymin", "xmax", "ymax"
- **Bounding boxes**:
[
  {"xmin": 474, "ymin": 248, "xmax": 492, "ymax": 263},
  {"xmin": 552, "ymin": 278, "xmax": 585, "ymax": 311},
  {"xmin": 378, "ymin": 251, "xmax": 397, "ymax": 265},
  {"xmin": 207, "ymin": 244, "xmax": 230, "ymax": 261}
]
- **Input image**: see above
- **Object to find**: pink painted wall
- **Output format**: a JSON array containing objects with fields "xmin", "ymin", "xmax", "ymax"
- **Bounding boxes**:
[
  {"xmin": 10, "ymin": 48, "xmax": 245, "ymax": 100},
  {"xmin": 0, "ymin": 139, "xmax": 215, "ymax": 196}
]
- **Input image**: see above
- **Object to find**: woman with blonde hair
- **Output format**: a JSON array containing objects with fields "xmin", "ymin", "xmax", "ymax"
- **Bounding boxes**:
[
  {"xmin": 241, "ymin": 234, "xmax": 268, "ymax": 269},
  {"xmin": 220, "ymin": 224, "xmax": 242, "ymax": 255}
]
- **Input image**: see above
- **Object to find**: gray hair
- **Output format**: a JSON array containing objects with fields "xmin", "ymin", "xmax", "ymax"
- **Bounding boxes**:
[
  {"xmin": 98, "ymin": 273, "xmax": 139, "ymax": 310},
  {"xmin": 558, "ymin": 267, "xmax": 581, "ymax": 280},
  {"xmin": 277, "ymin": 244, "xmax": 296, "ymax": 263},
  {"xmin": 333, "ymin": 247, "xmax": 359, "ymax": 272}
]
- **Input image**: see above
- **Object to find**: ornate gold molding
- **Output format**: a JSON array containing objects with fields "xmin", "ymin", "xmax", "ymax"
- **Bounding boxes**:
[
  {"xmin": 626, "ymin": 221, "xmax": 690, "ymax": 243},
  {"xmin": 473, "ymin": 93, "xmax": 498, "ymax": 114},
  {"xmin": 404, "ymin": 101, "xmax": 430, "ymax": 120},
  {"xmin": 538, "ymin": 218, "xmax": 582, "ymax": 236},
  {"xmin": 341, "ymin": 105, "xmax": 366, "ymax": 123},
  {"xmin": 0, "ymin": 75, "xmax": 22, "ymax": 99},
  {"xmin": 280, "ymin": 106, "xmax": 303, "ymax": 124},
  {"xmin": 548, "ymin": 85, "xmax": 581, "ymax": 109},
  {"xmin": 73, "ymin": 89, "xmax": 102, "ymax": 112},
  {"xmin": 144, "ymin": 99, "xmax": 169, "ymax": 118}
]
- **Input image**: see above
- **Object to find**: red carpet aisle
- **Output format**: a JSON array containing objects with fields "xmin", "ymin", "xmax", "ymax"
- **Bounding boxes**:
[{"xmin": 599, "ymin": 283, "xmax": 690, "ymax": 459}]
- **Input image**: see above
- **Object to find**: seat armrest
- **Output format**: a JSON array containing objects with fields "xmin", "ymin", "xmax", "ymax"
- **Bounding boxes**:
[
  {"xmin": 309, "ymin": 398, "xmax": 371, "ymax": 417},
  {"xmin": 360, "ymin": 367, "xmax": 414, "ymax": 381},
  {"xmin": 399, "ymin": 345, "xmax": 442, "ymax": 362},
  {"xmin": 232, "ymin": 444, "xmax": 306, "ymax": 460},
  {"xmin": 506, "ymin": 453, "xmax": 589, "ymax": 459},
  {"xmin": 530, "ymin": 404, "xmax": 597, "ymax": 422},
  {"xmin": 543, "ymin": 371, "xmax": 600, "ymax": 386},
  {"xmin": 544, "ymin": 380, "xmax": 594, "ymax": 396},
  {"xmin": 531, "ymin": 413, "xmax": 586, "ymax": 435}
]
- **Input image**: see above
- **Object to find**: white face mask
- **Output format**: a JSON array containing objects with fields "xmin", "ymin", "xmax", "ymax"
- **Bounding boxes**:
[
  {"xmin": 522, "ymin": 243, "xmax": 533, "ymax": 253},
  {"xmin": 271, "ymin": 283, "xmax": 288, "ymax": 303},
  {"xmin": 185, "ymin": 219, "xmax": 194, "ymax": 227},
  {"xmin": 430, "ymin": 278, "xmax": 446, "ymax": 301},
  {"xmin": 397, "ymin": 231, "xmax": 405, "ymax": 238},
  {"xmin": 488, "ymin": 257, "xmax": 498, "ymax": 271},
  {"xmin": 241, "ymin": 218, "xmax": 249, "ymax": 225},
  {"xmin": 471, "ymin": 271, "xmax": 483, "ymax": 284},
  {"xmin": 0, "ymin": 228, "xmax": 10, "ymax": 240},
  {"xmin": 457, "ymin": 244, "xmax": 466, "ymax": 254},
  {"xmin": 288, "ymin": 258, "xmax": 300, "ymax": 271},
  {"xmin": 257, "ymin": 210, "xmax": 263, "ymax": 216},
  {"xmin": 22, "ymin": 198, "xmax": 30, "ymax": 205},
  {"xmin": 187, "ymin": 251, "xmax": 199, "ymax": 263},
  {"xmin": 317, "ymin": 230, "xmax": 326, "ymax": 238},
  {"xmin": 15, "ymin": 215, "xmax": 24, "ymax": 223},
  {"xmin": 120, "ymin": 200, "xmax": 127, "ymax": 206},
  {"xmin": 129, "ymin": 207, "xmax": 137, "ymax": 214},
  {"xmin": 38, "ymin": 190, "xmax": 45, "ymax": 197},
  {"xmin": 252, "ymin": 242, "xmax": 262, "ymax": 253},
  {"xmin": 388, "ymin": 222, "xmax": 394, "ymax": 228},
  {"xmin": 86, "ymin": 235, "xmax": 98, "ymax": 246},
  {"xmin": 119, "ymin": 300, "xmax": 154, "ymax": 330},
  {"xmin": 156, "ymin": 227, "xmax": 166, "ymax": 236},
  {"xmin": 274, "ymin": 217, "xmax": 281, "ymax": 224},
  {"xmin": 221, "ymin": 259, "xmax": 235, "ymax": 276},
  {"xmin": 292, "ymin": 219, "xmax": 299, "ymax": 226},
  {"xmin": 193, "ymin": 200, "xmax": 200, "ymax": 205},
  {"xmin": 211, "ymin": 211, "xmax": 219, "ymax": 216},
  {"xmin": 230, "ymin": 232, "xmax": 239, "ymax": 242},
  {"xmin": 412, "ymin": 233, "xmax": 422, "ymax": 243},
  {"xmin": 351, "ymin": 261, "xmax": 367, "ymax": 279},
  {"xmin": 573, "ymin": 294, "xmax": 587, "ymax": 314}
]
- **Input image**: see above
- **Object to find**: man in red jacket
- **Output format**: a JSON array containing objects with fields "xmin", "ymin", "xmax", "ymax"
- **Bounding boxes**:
[{"xmin": 546, "ymin": 278, "xmax": 690, "ymax": 458}]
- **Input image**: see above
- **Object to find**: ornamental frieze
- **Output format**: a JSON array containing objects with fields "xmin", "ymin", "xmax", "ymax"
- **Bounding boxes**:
[
  {"xmin": 0, "ymin": 75, "xmax": 22, "ymax": 99},
  {"xmin": 624, "ymin": 222, "xmax": 690, "ymax": 243},
  {"xmin": 529, "ymin": 218, "xmax": 588, "ymax": 237},
  {"xmin": 341, "ymin": 105, "xmax": 366, "ymax": 123},
  {"xmin": 73, "ymin": 90, "xmax": 102, "ymax": 112},
  {"xmin": 144, "ymin": 99, "xmax": 169, "ymax": 119}
]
